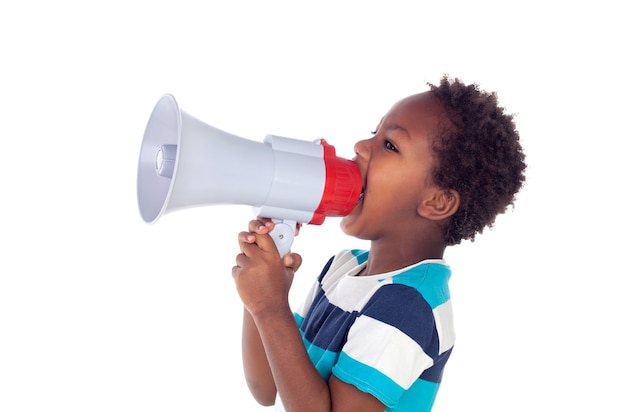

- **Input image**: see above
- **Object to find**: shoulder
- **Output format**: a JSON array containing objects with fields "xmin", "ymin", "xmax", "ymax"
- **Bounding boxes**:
[{"xmin": 359, "ymin": 262, "xmax": 453, "ymax": 344}]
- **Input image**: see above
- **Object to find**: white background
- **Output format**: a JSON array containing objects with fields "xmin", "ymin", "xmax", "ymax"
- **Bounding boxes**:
[{"xmin": 1, "ymin": 1, "xmax": 624, "ymax": 410}]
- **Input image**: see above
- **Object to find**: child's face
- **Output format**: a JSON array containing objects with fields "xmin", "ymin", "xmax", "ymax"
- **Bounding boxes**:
[{"xmin": 340, "ymin": 91, "xmax": 447, "ymax": 241}]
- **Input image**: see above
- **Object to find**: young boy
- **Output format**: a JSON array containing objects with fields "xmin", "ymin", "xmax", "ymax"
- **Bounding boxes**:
[{"xmin": 231, "ymin": 76, "xmax": 526, "ymax": 411}]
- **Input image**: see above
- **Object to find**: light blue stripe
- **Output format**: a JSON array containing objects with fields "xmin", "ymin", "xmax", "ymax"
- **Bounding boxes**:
[
  {"xmin": 332, "ymin": 352, "xmax": 404, "ymax": 408},
  {"xmin": 350, "ymin": 249, "xmax": 369, "ymax": 265},
  {"xmin": 393, "ymin": 263, "xmax": 451, "ymax": 308},
  {"xmin": 394, "ymin": 378, "xmax": 440, "ymax": 411},
  {"xmin": 294, "ymin": 312, "xmax": 304, "ymax": 328},
  {"xmin": 300, "ymin": 335, "xmax": 340, "ymax": 380},
  {"xmin": 333, "ymin": 352, "xmax": 441, "ymax": 411}
]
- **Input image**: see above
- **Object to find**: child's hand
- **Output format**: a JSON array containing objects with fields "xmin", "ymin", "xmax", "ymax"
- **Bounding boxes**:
[{"xmin": 232, "ymin": 218, "xmax": 302, "ymax": 316}]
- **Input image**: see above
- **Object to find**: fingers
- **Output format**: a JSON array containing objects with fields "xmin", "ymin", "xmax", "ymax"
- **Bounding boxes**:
[
  {"xmin": 238, "ymin": 230, "xmax": 256, "ymax": 244},
  {"xmin": 248, "ymin": 218, "xmax": 274, "ymax": 234},
  {"xmin": 238, "ymin": 222, "xmax": 279, "ymax": 257},
  {"xmin": 282, "ymin": 252, "xmax": 302, "ymax": 273},
  {"xmin": 234, "ymin": 251, "xmax": 249, "ymax": 268},
  {"xmin": 237, "ymin": 232, "xmax": 262, "ymax": 258},
  {"xmin": 238, "ymin": 218, "xmax": 273, "ymax": 249}
]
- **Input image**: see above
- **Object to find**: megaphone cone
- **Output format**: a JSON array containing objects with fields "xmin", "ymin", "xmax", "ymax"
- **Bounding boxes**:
[{"xmin": 137, "ymin": 94, "xmax": 362, "ymax": 255}]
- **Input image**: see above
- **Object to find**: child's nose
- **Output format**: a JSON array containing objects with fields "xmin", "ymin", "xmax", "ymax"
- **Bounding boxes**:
[{"xmin": 354, "ymin": 138, "xmax": 371, "ymax": 158}]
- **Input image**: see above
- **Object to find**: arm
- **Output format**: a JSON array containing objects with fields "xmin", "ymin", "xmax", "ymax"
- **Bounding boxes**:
[
  {"xmin": 242, "ymin": 307, "xmax": 276, "ymax": 405},
  {"xmin": 233, "ymin": 219, "xmax": 386, "ymax": 412}
]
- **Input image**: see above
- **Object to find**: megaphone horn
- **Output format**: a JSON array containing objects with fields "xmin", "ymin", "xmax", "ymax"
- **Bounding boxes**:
[{"xmin": 137, "ymin": 94, "xmax": 362, "ymax": 256}]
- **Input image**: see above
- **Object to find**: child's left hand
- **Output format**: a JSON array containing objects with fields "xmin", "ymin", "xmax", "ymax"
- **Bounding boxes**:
[{"xmin": 232, "ymin": 218, "xmax": 302, "ymax": 316}]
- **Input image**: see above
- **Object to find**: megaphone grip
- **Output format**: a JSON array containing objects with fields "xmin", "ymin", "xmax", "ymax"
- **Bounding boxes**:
[{"xmin": 269, "ymin": 219, "xmax": 296, "ymax": 257}]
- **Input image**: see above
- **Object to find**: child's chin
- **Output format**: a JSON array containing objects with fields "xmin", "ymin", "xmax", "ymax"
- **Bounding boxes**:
[{"xmin": 339, "ymin": 213, "xmax": 360, "ymax": 236}]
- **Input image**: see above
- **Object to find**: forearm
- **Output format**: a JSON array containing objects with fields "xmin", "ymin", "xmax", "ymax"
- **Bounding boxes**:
[
  {"xmin": 242, "ymin": 308, "xmax": 276, "ymax": 406},
  {"xmin": 233, "ymin": 219, "xmax": 325, "ymax": 410},
  {"xmin": 253, "ymin": 306, "xmax": 331, "ymax": 412}
]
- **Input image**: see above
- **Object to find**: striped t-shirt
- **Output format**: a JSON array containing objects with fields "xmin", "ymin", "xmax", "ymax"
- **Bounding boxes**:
[{"xmin": 293, "ymin": 249, "xmax": 455, "ymax": 411}]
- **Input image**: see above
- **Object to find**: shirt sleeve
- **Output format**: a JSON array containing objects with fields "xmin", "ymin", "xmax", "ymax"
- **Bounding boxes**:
[{"xmin": 331, "ymin": 284, "xmax": 438, "ymax": 408}]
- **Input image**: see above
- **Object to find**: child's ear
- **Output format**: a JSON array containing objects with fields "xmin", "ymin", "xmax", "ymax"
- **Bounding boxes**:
[{"xmin": 417, "ymin": 189, "xmax": 460, "ymax": 221}]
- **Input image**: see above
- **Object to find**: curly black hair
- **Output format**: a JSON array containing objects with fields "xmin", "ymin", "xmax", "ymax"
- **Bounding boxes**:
[{"xmin": 428, "ymin": 75, "xmax": 526, "ymax": 245}]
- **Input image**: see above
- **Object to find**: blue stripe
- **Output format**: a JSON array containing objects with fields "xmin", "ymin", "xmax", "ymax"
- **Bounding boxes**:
[
  {"xmin": 360, "ymin": 285, "xmax": 439, "ymax": 359},
  {"xmin": 333, "ymin": 352, "xmax": 404, "ymax": 408},
  {"xmin": 350, "ymin": 249, "xmax": 369, "ymax": 264},
  {"xmin": 334, "ymin": 352, "xmax": 444, "ymax": 411},
  {"xmin": 316, "ymin": 256, "xmax": 335, "ymax": 282},
  {"xmin": 393, "ymin": 263, "xmax": 451, "ymax": 309},
  {"xmin": 420, "ymin": 348, "xmax": 452, "ymax": 384},
  {"xmin": 301, "ymin": 335, "xmax": 340, "ymax": 380},
  {"xmin": 300, "ymin": 292, "xmax": 359, "ymax": 353},
  {"xmin": 394, "ymin": 378, "xmax": 441, "ymax": 411},
  {"xmin": 295, "ymin": 312, "xmax": 304, "ymax": 328}
]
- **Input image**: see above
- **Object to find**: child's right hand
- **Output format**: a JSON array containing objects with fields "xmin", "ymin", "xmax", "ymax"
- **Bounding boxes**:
[{"xmin": 231, "ymin": 218, "xmax": 302, "ymax": 317}]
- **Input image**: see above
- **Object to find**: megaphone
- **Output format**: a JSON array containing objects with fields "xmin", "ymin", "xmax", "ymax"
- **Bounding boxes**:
[{"xmin": 137, "ymin": 94, "xmax": 362, "ymax": 256}]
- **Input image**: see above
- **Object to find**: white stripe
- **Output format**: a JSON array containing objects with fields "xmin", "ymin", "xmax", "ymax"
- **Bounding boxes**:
[
  {"xmin": 433, "ymin": 300, "xmax": 455, "ymax": 354},
  {"xmin": 327, "ymin": 277, "xmax": 392, "ymax": 312},
  {"xmin": 342, "ymin": 315, "xmax": 433, "ymax": 389}
]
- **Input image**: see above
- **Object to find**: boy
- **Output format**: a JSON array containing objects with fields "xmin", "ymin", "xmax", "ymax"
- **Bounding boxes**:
[{"xmin": 232, "ymin": 76, "xmax": 526, "ymax": 411}]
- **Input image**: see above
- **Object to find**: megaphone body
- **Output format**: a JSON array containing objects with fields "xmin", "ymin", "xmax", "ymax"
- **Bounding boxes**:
[{"xmin": 137, "ymin": 94, "xmax": 362, "ymax": 256}]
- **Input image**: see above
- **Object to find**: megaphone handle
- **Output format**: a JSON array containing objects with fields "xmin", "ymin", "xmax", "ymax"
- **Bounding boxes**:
[{"xmin": 269, "ymin": 219, "xmax": 297, "ymax": 257}]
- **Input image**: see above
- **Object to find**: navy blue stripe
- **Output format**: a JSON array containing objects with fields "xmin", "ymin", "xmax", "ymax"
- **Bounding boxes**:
[
  {"xmin": 420, "ymin": 348, "xmax": 453, "ymax": 384},
  {"xmin": 317, "ymin": 256, "xmax": 335, "ymax": 283},
  {"xmin": 360, "ymin": 284, "xmax": 440, "ymax": 360},
  {"xmin": 300, "ymin": 292, "xmax": 358, "ymax": 352}
]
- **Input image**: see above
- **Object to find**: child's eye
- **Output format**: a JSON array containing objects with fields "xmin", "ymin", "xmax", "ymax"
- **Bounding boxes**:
[{"xmin": 385, "ymin": 139, "xmax": 398, "ymax": 152}]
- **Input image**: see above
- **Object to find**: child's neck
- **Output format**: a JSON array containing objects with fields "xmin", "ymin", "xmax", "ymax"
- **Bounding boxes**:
[{"xmin": 362, "ymin": 238, "xmax": 446, "ymax": 277}]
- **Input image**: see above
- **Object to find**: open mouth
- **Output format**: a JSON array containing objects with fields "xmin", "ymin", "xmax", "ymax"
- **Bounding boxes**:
[{"xmin": 358, "ymin": 179, "xmax": 366, "ymax": 202}]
